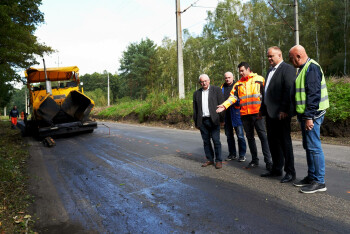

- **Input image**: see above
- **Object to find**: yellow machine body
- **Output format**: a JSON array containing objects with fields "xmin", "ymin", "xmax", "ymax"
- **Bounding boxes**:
[{"xmin": 22, "ymin": 66, "xmax": 97, "ymax": 137}]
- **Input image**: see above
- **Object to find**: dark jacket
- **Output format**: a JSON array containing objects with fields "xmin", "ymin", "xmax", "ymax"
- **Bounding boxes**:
[
  {"xmin": 261, "ymin": 61, "xmax": 296, "ymax": 118},
  {"xmin": 221, "ymin": 83, "xmax": 242, "ymax": 127},
  {"xmin": 9, "ymin": 108, "xmax": 19, "ymax": 118},
  {"xmin": 193, "ymin": 85, "xmax": 225, "ymax": 128}
]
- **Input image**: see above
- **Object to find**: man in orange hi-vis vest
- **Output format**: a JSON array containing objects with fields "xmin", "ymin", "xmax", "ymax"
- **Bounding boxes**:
[{"xmin": 217, "ymin": 62, "xmax": 272, "ymax": 171}]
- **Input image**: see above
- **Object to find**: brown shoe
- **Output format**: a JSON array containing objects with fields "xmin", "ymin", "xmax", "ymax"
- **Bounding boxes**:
[
  {"xmin": 215, "ymin": 162, "xmax": 222, "ymax": 169},
  {"xmin": 202, "ymin": 161, "xmax": 214, "ymax": 167}
]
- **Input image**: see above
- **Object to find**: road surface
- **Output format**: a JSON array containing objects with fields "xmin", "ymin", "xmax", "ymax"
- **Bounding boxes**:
[{"xmin": 27, "ymin": 121, "xmax": 350, "ymax": 233}]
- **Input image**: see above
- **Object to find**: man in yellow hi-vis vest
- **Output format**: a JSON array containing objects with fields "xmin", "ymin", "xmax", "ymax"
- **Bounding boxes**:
[{"xmin": 289, "ymin": 45, "xmax": 329, "ymax": 194}]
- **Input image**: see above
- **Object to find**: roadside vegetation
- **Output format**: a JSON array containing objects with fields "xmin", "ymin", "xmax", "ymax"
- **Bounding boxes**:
[
  {"xmin": 96, "ymin": 77, "xmax": 350, "ymax": 121},
  {"xmin": 326, "ymin": 77, "xmax": 350, "ymax": 122},
  {"xmin": 0, "ymin": 118, "xmax": 34, "ymax": 233},
  {"xmin": 95, "ymin": 77, "xmax": 350, "ymax": 138},
  {"xmin": 97, "ymin": 93, "xmax": 193, "ymax": 124}
]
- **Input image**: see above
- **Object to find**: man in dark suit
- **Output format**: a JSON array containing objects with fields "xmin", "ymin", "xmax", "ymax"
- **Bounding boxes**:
[
  {"xmin": 260, "ymin": 46, "xmax": 296, "ymax": 183},
  {"xmin": 193, "ymin": 74, "xmax": 225, "ymax": 169}
]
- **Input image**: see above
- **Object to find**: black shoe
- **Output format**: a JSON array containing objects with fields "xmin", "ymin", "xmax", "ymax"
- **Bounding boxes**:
[
  {"xmin": 293, "ymin": 176, "xmax": 313, "ymax": 187},
  {"xmin": 238, "ymin": 156, "xmax": 246, "ymax": 162},
  {"xmin": 300, "ymin": 181, "xmax": 327, "ymax": 193},
  {"xmin": 260, "ymin": 171, "xmax": 282, "ymax": 177},
  {"xmin": 247, "ymin": 161, "xmax": 259, "ymax": 168},
  {"xmin": 280, "ymin": 173, "xmax": 296, "ymax": 183},
  {"xmin": 266, "ymin": 162, "xmax": 273, "ymax": 172},
  {"xmin": 225, "ymin": 155, "xmax": 237, "ymax": 161}
]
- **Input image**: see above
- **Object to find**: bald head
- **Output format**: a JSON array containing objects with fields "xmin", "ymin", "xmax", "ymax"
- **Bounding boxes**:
[{"xmin": 289, "ymin": 45, "xmax": 308, "ymax": 68}]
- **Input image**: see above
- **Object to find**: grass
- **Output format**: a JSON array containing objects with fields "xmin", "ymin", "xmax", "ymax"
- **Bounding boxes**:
[
  {"xmin": 97, "ymin": 95, "xmax": 193, "ymax": 124},
  {"xmin": 0, "ymin": 119, "xmax": 34, "ymax": 233}
]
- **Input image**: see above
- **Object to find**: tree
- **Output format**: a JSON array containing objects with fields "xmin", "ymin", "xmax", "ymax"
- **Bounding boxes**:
[
  {"xmin": 7, "ymin": 86, "xmax": 26, "ymax": 114},
  {"xmin": 153, "ymin": 37, "xmax": 178, "ymax": 97},
  {"xmin": 118, "ymin": 38, "xmax": 157, "ymax": 100},
  {"xmin": 80, "ymin": 71, "xmax": 119, "ymax": 105},
  {"xmin": 0, "ymin": 0, "xmax": 53, "ymax": 108}
]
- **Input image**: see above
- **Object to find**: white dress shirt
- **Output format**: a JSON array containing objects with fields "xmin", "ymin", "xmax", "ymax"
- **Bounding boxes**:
[
  {"xmin": 265, "ymin": 61, "xmax": 283, "ymax": 92},
  {"xmin": 202, "ymin": 86, "xmax": 210, "ymax": 117}
]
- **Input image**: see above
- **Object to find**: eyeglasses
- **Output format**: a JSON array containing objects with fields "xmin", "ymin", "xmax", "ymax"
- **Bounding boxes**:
[{"xmin": 200, "ymin": 80, "xmax": 209, "ymax": 84}]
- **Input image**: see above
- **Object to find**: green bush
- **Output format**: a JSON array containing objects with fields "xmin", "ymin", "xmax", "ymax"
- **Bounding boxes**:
[
  {"xmin": 134, "ymin": 102, "xmax": 152, "ymax": 122},
  {"xmin": 326, "ymin": 78, "xmax": 350, "ymax": 121}
]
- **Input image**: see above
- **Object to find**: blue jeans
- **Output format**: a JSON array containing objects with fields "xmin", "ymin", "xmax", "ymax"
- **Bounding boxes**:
[
  {"xmin": 224, "ymin": 122, "xmax": 246, "ymax": 157},
  {"xmin": 199, "ymin": 118, "xmax": 222, "ymax": 162},
  {"xmin": 299, "ymin": 115, "xmax": 326, "ymax": 184}
]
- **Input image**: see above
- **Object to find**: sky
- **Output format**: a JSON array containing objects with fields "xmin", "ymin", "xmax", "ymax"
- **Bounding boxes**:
[{"xmin": 33, "ymin": 0, "xmax": 221, "ymax": 75}]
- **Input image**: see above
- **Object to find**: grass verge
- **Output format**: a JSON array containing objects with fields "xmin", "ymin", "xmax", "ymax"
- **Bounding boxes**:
[
  {"xmin": 96, "ymin": 95, "xmax": 193, "ymax": 124},
  {"xmin": 0, "ymin": 119, "xmax": 34, "ymax": 233}
]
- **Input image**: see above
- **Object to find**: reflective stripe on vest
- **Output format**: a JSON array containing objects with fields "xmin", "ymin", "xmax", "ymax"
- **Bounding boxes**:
[
  {"xmin": 295, "ymin": 59, "xmax": 329, "ymax": 114},
  {"xmin": 240, "ymin": 94, "xmax": 261, "ymax": 100},
  {"xmin": 240, "ymin": 101, "xmax": 262, "ymax": 106}
]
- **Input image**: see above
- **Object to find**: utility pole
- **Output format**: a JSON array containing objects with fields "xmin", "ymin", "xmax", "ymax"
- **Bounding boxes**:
[
  {"xmin": 56, "ymin": 55, "xmax": 62, "ymax": 67},
  {"xmin": 25, "ymin": 89, "xmax": 28, "ymax": 114},
  {"xmin": 294, "ymin": 0, "xmax": 299, "ymax": 45},
  {"xmin": 107, "ymin": 72, "xmax": 110, "ymax": 106},
  {"xmin": 176, "ymin": 0, "xmax": 185, "ymax": 99}
]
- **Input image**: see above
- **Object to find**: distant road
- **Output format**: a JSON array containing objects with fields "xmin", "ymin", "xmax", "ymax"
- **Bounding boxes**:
[{"xmin": 28, "ymin": 121, "xmax": 350, "ymax": 233}]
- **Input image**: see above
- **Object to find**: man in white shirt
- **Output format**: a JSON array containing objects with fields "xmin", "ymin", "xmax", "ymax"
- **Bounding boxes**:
[{"xmin": 193, "ymin": 74, "xmax": 225, "ymax": 169}]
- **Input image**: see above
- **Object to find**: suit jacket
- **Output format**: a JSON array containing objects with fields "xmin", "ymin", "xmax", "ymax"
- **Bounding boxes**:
[
  {"xmin": 193, "ymin": 85, "xmax": 225, "ymax": 128},
  {"xmin": 261, "ymin": 61, "xmax": 296, "ymax": 118}
]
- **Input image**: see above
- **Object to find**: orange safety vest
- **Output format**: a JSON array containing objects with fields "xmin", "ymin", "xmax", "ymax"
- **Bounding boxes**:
[{"xmin": 222, "ymin": 73, "xmax": 265, "ymax": 116}]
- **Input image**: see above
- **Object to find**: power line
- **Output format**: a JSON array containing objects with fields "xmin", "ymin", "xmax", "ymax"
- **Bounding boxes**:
[{"xmin": 181, "ymin": 0, "xmax": 200, "ymax": 13}]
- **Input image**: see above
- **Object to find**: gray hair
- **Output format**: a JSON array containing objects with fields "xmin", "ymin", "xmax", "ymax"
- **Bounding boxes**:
[{"xmin": 198, "ymin": 74, "xmax": 210, "ymax": 82}]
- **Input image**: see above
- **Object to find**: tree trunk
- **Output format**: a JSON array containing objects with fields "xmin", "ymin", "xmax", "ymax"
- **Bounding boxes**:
[{"xmin": 314, "ymin": 4, "xmax": 320, "ymax": 62}]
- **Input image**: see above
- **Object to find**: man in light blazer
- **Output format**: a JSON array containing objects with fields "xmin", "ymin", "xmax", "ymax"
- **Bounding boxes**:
[
  {"xmin": 260, "ymin": 46, "xmax": 297, "ymax": 183},
  {"xmin": 193, "ymin": 74, "xmax": 225, "ymax": 169}
]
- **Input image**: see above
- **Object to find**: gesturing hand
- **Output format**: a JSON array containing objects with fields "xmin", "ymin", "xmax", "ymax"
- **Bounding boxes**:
[{"xmin": 216, "ymin": 105, "xmax": 225, "ymax": 113}]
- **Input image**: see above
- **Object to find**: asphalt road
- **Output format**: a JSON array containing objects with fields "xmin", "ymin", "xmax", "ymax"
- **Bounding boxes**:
[{"xmin": 27, "ymin": 121, "xmax": 350, "ymax": 233}]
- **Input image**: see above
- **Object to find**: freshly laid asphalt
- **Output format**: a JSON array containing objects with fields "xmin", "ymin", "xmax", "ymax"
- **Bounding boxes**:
[{"xmin": 27, "ymin": 121, "xmax": 350, "ymax": 233}]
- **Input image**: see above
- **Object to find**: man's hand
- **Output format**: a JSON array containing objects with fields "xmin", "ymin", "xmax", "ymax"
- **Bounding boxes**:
[
  {"xmin": 216, "ymin": 105, "xmax": 225, "ymax": 113},
  {"xmin": 305, "ymin": 119, "xmax": 314, "ymax": 131},
  {"xmin": 279, "ymin": 112, "xmax": 288, "ymax": 120}
]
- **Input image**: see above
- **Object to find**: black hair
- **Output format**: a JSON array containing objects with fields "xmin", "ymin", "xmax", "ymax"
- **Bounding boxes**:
[{"xmin": 237, "ymin": 62, "xmax": 251, "ymax": 70}]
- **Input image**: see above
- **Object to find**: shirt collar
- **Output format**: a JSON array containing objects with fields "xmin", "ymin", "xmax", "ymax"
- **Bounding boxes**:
[
  {"xmin": 272, "ymin": 60, "xmax": 283, "ymax": 70},
  {"xmin": 203, "ymin": 85, "xmax": 210, "ymax": 91}
]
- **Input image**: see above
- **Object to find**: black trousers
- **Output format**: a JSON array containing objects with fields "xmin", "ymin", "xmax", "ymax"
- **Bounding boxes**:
[
  {"xmin": 266, "ymin": 115, "xmax": 295, "ymax": 175},
  {"xmin": 241, "ymin": 114, "xmax": 272, "ymax": 164}
]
